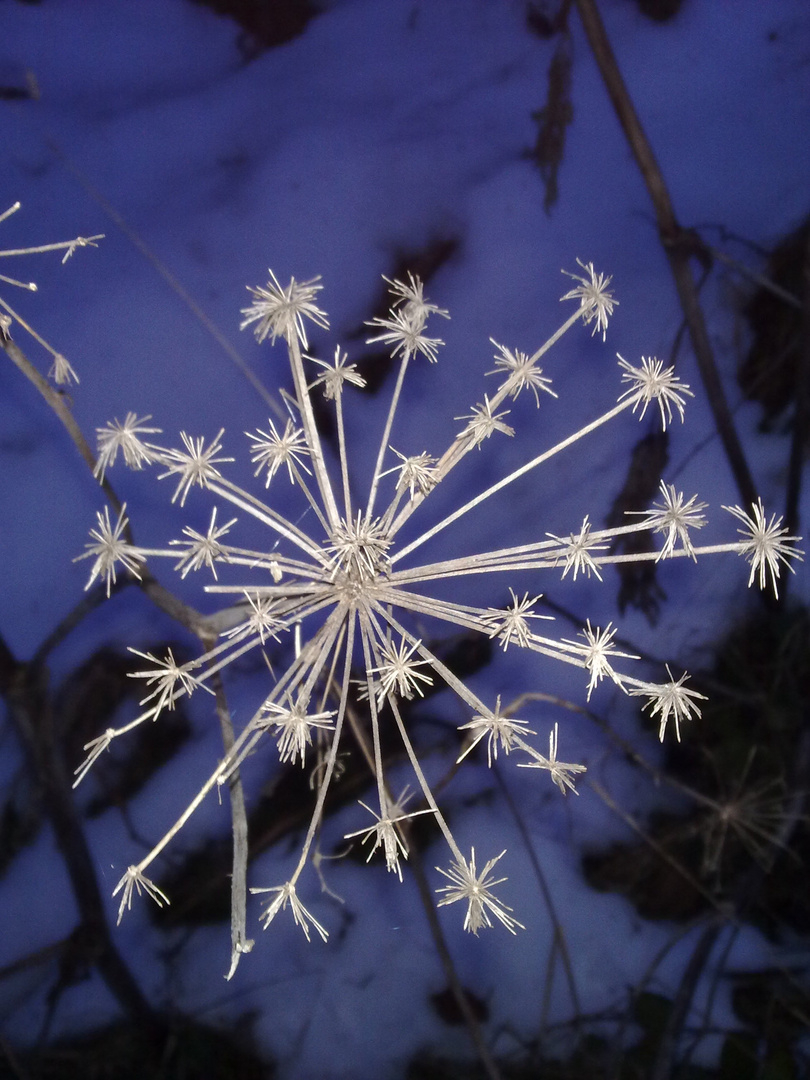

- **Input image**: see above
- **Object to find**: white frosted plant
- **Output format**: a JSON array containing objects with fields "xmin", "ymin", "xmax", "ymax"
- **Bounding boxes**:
[{"xmin": 75, "ymin": 262, "xmax": 803, "ymax": 957}]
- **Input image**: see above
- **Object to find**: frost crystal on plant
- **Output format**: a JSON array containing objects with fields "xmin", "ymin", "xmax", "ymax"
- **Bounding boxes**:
[
  {"xmin": 257, "ymin": 696, "xmax": 336, "ymax": 767},
  {"xmin": 75, "ymin": 264, "xmax": 803, "ymax": 958},
  {"xmin": 547, "ymin": 516, "xmax": 607, "ymax": 581},
  {"xmin": 617, "ymin": 354, "xmax": 694, "ymax": 428},
  {"xmin": 344, "ymin": 788, "xmax": 430, "ymax": 882},
  {"xmin": 518, "ymin": 722, "xmax": 588, "ymax": 794},
  {"xmin": 249, "ymin": 881, "xmax": 329, "ymax": 941},
  {"xmin": 457, "ymin": 695, "xmax": 536, "ymax": 767}
]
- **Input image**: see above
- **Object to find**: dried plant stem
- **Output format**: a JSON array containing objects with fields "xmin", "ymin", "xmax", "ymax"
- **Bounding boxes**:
[
  {"xmin": 2, "ymin": 335, "xmax": 99, "ymax": 477},
  {"xmin": 392, "ymin": 398, "xmax": 633, "ymax": 559},
  {"xmin": 389, "ymin": 307, "xmax": 585, "ymax": 537},
  {"xmin": 573, "ymin": 0, "xmax": 758, "ymax": 510},
  {"xmin": 287, "ymin": 334, "xmax": 341, "ymax": 529},
  {"xmin": 207, "ymin": 666, "xmax": 255, "ymax": 979},
  {"xmin": 587, "ymin": 778, "xmax": 727, "ymax": 916},
  {"xmin": 0, "ymin": 634, "xmax": 160, "ymax": 1034},
  {"xmin": 0, "ymin": 296, "xmax": 69, "ymax": 364},
  {"xmin": 332, "ymin": 669, "xmax": 501, "ymax": 1079},
  {"xmin": 784, "ymin": 226, "xmax": 810, "ymax": 540},
  {"xmin": 494, "ymin": 766, "xmax": 582, "ymax": 1026},
  {"xmin": 367, "ymin": 352, "xmax": 410, "ymax": 517},
  {"xmin": 407, "ymin": 843, "xmax": 505, "ymax": 1080},
  {"xmin": 333, "ymin": 384, "xmax": 353, "ymax": 518}
]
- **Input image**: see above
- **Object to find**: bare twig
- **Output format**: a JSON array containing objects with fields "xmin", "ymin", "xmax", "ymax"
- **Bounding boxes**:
[
  {"xmin": 586, "ymin": 777, "xmax": 728, "ymax": 916},
  {"xmin": 573, "ymin": 0, "xmax": 758, "ymax": 511},
  {"xmin": 707, "ymin": 244, "xmax": 803, "ymax": 310},
  {"xmin": 407, "ymin": 842, "xmax": 505, "ymax": 1080},
  {"xmin": 207, "ymin": 665, "xmax": 255, "ymax": 979},
  {"xmin": 783, "ymin": 225, "xmax": 810, "ymax": 542},
  {"xmin": 648, "ymin": 919, "xmax": 725, "ymax": 1080},
  {"xmin": 493, "ymin": 765, "xmax": 582, "ymax": 1028},
  {"xmin": 2, "ymin": 335, "xmax": 101, "ymax": 482},
  {"xmin": 0, "ymin": 633, "xmax": 162, "ymax": 1037}
]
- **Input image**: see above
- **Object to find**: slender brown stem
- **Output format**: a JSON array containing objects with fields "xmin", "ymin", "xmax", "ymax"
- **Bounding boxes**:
[
  {"xmin": 573, "ymin": 0, "xmax": 758, "ymax": 510},
  {"xmin": 783, "ymin": 226, "xmax": 810, "ymax": 544},
  {"xmin": 2, "ymin": 335, "xmax": 103, "ymax": 485}
]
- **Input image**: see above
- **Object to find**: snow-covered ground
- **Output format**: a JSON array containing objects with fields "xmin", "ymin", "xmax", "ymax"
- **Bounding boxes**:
[{"xmin": 1, "ymin": 1, "xmax": 809, "ymax": 1076}]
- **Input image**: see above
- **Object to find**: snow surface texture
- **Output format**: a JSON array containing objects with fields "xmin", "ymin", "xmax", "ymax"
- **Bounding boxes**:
[{"xmin": 1, "ymin": 1, "xmax": 809, "ymax": 1077}]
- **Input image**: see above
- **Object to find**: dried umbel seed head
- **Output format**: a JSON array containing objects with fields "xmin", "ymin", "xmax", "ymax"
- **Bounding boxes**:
[{"xmin": 74, "ymin": 265, "xmax": 802, "ymax": 971}]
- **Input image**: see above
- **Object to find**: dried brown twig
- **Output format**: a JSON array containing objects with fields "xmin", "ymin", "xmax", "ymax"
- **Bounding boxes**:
[{"xmin": 573, "ymin": 0, "xmax": 758, "ymax": 514}]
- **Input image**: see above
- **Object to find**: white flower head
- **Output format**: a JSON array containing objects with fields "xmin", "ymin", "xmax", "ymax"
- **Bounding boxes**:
[
  {"xmin": 48, "ymin": 352, "xmax": 79, "ymax": 386},
  {"xmin": 73, "ymin": 264, "xmax": 797, "ymax": 956},
  {"xmin": 436, "ymin": 848, "xmax": 524, "ymax": 935},
  {"xmin": 487, "ymin": 339, "xmax": 557, "ymax": 405},
  {"xmin": 630, "ymin": 664, "xmax": 707, "ymax": 742},
  {"xmin": 73, "ymin": 728, "xmax": 116, "ymax": 788},
  {"xmin": 112, "ymin": 866, "xmax": 170, "ymax": 926},
  {"xmin": 457, "ymin": 695, "xmax": 536, "ymax": 767},
  {"xmin": 563, "ymin": 620, "xmax": 637, "ymax": 700},
  {"xmin": 222, "ymin": 592, "xmax": 284, "ymax": 645},
  {"xmin": 73, "ymin": 503, "xmax": 145, "ymax": 596},
  {"xmin": 369, "ymin": 636, "xmax": 433, "ymax": 704},
  {"xmin": 366, "ymin": 305, "xmax": 444, "ymax": 363},
  {"xmin": 249, "ymin": 881, "xmax": 328, "ymax": 941},
  {"xmin": 127, "ymin": 646, "xmax": 213, "ymax": 718},
  {"xmin": 258, "ymin": 695, "xmax": 336, "ymax": 767},
  {"xmin": 308, "ymin": 345, "xmax": 366, "ymax": 399},
  {"xmin": 383, "ymin": 271, "xmax": 450, "ymax": 324},
  {"xmin": 94, "ymin": 413, "xmax": 162, "ymax": 480},
  {"xmin": 158, "ymin": 429, "xmax": 233, "ymax": 506},
  {"xmin": 617, "ymin": 354, "xmax": 694, "ymax": 429},
  {"xmin": 518, "ymin": 722, "xmax": 587, "ymax": 794},
  {"xmin": 344, "ymin": 789, "xmax": 429, "ymax": 881},
  {"xmin": 327, "ymin": 511, "xmax": 391, "ymax": 581},
  {"xmin": 560, "ymin": 259, "xmax": 617, "ymax": 340},
  {"xmin": 247, "ymin": 418, "xmax": 311, "ymax": 486},
  {"xmin": 170, "ymin": 506, "xmax": 236, "ymax": 579},
  {"xmin": 547, "ymin": 515, "xmax": 608, "ymax": 581},
  {"xmin": 241, "ymin": 270, "xmax": 329, "ymax": 348},
  {"xmin": 455, "ymin": 395, "xmax": 514, "ymax": 449},
  {"xmin": 723, "ymin": 499, "xmax": 804, "ymax": 598},
  {"xmin": 384, "ymin": 448, "xmax": 439, "ymax": 501},
  {"xmin": 483, "ymin": 588, "xmax": 551, "ymax": 651},
  {"xmin": 639, "ymin": 482, "xmax": 708, "ymax": 561}
]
